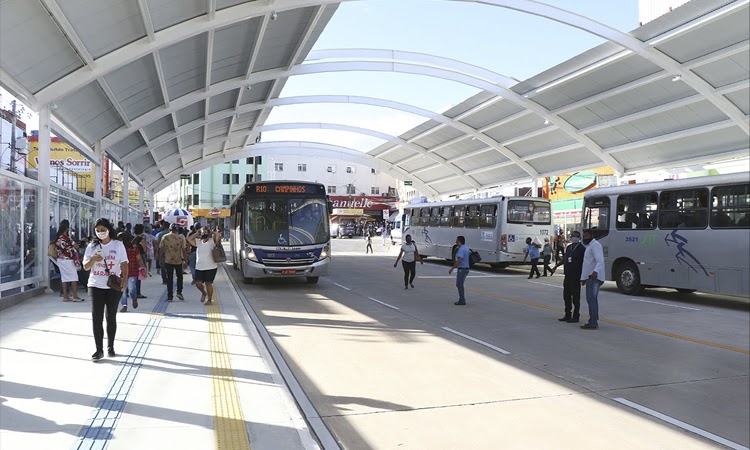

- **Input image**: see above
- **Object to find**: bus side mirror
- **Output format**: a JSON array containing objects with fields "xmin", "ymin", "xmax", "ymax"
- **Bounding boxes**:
[{"xmin": 327, "ymin": 201, "xmax": 333, "ymax": 214}]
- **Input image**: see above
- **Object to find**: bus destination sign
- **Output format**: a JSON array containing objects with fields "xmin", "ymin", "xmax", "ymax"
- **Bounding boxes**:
[{"xmin": 250, "ymin": 182, "xmax": 325, "ymax": 195}]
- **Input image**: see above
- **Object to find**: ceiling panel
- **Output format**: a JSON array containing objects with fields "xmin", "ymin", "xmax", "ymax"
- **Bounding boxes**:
[
  {"xmin": 429, "ymin": 178, "xmax": 473, "ymax": 194},
  {"xmin": 432, "ymin": 139, "xmax": 489, "ymax": 161},
  {"xmin": 459, "ymin": 102, "xmax": 525, "ymax": 130},
  {"xmin": 204, "ymin": 143, "xmax": 225, "ymax": 158},
  {"xmin": 143, "ymin": 115, "xmax": 175, "ymax": 141},
  {"xmin": 470, "ymin": 165, "xmax": 530, "ymax": 186},
  {"xmin": 212, "ymin": 17, "xmax": 261, "ymax": 84},
  {"xmin": 104, "ymin": 54, "xmax": 164, "ymax": 120},
  {"xmin": 484, "ymin": 113, "xmax": 547, "ymax": 144},
  {"xmin": 148, "ymin": 0, "xmax": 206, "ymax": 32},
  {"xmin": 0, "ymin": 0, "xmax": 83, "ymax": 93},
  {"xmin": 131, "ymin": 152, "xmax": 156, "ymax": 176},
  {"xmin": 453, "ymin": 151, "xmax": 509, "ymax": 173},
  {"xmin": 161, "ymin": 33, "xmax": 208, "ymax": 100},
  {"xmin": 505, "ymin": 130, "xmax": 578, "ymax": 158},
  {"xmin": 208, "ymin": 90, "xmax": 238, "ymax": 115},
  {"xmin": 59, "ymin": 0, "xmax": 147, "ymax": 59},
  {"xmin": 217, "ymin": 0, "xmax": 252, "ymax": 10},
  {"xmin": 109, "ymin": 131, "xmax": 145, "ymax": 159},
  {"xmin": 232, "ymin": 111, "xmax": 259, "ymax": 131},
  {"xmin": 254, "ymin": 7, "xmax": 314, "ymax": 72},
  {"xmin": 725, "ymin": 88, "xmax": 750, "ymax": 115},
  {"xmin": 206, "ymin": 117, "xmax": 232, "ymax": 139},
  {"xmin": 240, "ymin": 81, "xmax": 275, "ymax": 104},
  {"xmin": 412, "ymin": 126, "xmax": 465, "ymax": 150},
  {"xmin": 692, "ymin": 52, "xmax": 750, "ymax": 89},
  {"xmin": 152, "ymin": 138, "xmax": 179, "ymax": 161},
  {"xmin": 528, "ymin": 148, "xmax": 601, "ymax": 175},
  {"xmin": 379, "ymin": 147, "xmax": 418, "ymax": 165},
  {"xmin": 179, "ymin": 126, "xmax": 204, "ymax": 148},
  {"xmin": 176, "ymin": 100, "xmax": 206, "ymax": 126},
  {"xmin": 55, "ymin": 82, "xmax": 124, "ymax": 144},
  {"xmin": 421, "ymin": 166, "xmax": 458, "ymax": 183}
]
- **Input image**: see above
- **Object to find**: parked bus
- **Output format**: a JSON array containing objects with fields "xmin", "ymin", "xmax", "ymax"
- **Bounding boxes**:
[
  {"xmin": 229, "ymin": 181, "xmax": 331, "ymax": 284},
  {"xmin": 582, "ymin": 172, "xmax": 750, "ymax": 297},
  {"xmin": 403, "ymin": 197, "xmax": 553, "ymax": 267}
]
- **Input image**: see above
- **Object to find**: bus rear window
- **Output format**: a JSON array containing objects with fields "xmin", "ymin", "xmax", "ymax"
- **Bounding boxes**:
[{"xmin": 507, "ymin": 200, "xmax": 551, "ymax": 225}]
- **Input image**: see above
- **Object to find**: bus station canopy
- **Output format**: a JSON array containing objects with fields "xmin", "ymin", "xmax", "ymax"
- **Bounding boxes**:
[{"xmin": 1, "ymin": 0, "xmax": 747, "ymax": 198}]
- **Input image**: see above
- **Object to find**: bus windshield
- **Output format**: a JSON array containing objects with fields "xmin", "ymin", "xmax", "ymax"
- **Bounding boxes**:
[
  {"xmin": 245, "ymin": 198, "xmax": 329, "ymax": 246},
  {"xmin": 507, "ymin": 200, "xmax": 551, "ymax": 225}
]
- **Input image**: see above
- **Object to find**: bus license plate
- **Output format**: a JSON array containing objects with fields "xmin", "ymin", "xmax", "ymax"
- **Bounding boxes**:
[{"xmin": 282, "ymin": 269, "xmax": 296, "ymax": 275}]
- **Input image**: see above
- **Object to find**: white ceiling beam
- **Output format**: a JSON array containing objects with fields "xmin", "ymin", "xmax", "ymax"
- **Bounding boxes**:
[
  {"xmin": 207, "ymin": 0, "xmax": 217, "ymax": 21},
  {"xmin": 152, "ymin": 51, "xmax": 170, "ymax": 109},
  {"xmin": 40, "ymin": 0, "xmax": 94, "ymax": 66},
  {"xmin": 0, "ymin": 69, "xmax": 39, "ymax": 110},
  {"xmin": 603, "ymin": 119, "xmax": 737, "ymax": 154},
  {"xmin": 136, "ymin": 0, "xmax": 156, "ymax": 41},
  {"xmin": 522, "ymin": 143, "xmax": 583, "ymax": 161}
]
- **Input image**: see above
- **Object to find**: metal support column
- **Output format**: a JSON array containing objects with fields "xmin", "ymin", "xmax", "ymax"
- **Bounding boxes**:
[
  {"xmin": 38, "ymin": 105, "xmax": 51, "ymax": 291},
  {"xmin": 93, "ymin": 141, "xmax": 103, "ymax": 218},
  {"xmin": 139, "ymin": 184, "xmax": 145, "ymax": 224},
  {"xmin": 122, "ymin": 165, "xmax": 129, "ymax": 223}
]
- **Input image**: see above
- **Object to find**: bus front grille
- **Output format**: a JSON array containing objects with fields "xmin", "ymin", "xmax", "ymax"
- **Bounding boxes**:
[{"xmin": 262, "ymin": 258, "xmax": 316, "ymax": 266}]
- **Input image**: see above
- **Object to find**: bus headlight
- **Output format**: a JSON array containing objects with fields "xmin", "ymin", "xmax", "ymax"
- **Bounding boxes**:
[
  {"xmin": 319, "ymin": 245, "xmax": 330, "ymax": 260},
  {"xmin": 245, "ymin": 246, "xmax": 257, "ymax": 261}
]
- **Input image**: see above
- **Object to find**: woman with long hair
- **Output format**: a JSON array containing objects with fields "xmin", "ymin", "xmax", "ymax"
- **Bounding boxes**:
[
  {"xmin": 53, "ymin": 219, "xmax": 81, "ymax": 301},
  {"xmin": 82, "ymin": 218, "xmax": 128, "ymax": 361},
  {"xmin": 393, "ymin": 234, "xmax": 423, "ymax": 289},
  {"xmin": 187, "ymin": 226, "xmax": 222, "ymax": 305}
]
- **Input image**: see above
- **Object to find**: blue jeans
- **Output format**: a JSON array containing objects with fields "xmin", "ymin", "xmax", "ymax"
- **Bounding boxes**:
[
  {"xmin": 585, "ymin": 279, "xmax": 604, "ymax": 326},
  {"xmin": 120, "ymin": 276, "xmax": 138, "ymax": 306},
  {"xmin": 189, "ymin": 251, "xmax": 196, "ymax": 279},
  {"xmin": 456, "ymin": 268, "xmax": 469, "ymax": 303}
]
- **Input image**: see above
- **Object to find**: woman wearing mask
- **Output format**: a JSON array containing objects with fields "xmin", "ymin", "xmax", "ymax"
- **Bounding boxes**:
[
  {"xmin": 118, "ymin": 232, "xmax": 145, "ymax": 312},
  {"xmin": 393, "ymin": 234, "xmax": 422, "ymax": 289},
  {"xmin": 83, "ymin": 218, "xmax": 129, "ymax": 361},
  {"xmin": 187, "ymin": 226, "xmax": 222, "ymax": 305},
  {"xmin": 53, "ymin": 219, "xmax": 82, "ymax": 301},
  {"xmin": 524, "ymin": 237, "xmax": 541, "ymax": 279}
]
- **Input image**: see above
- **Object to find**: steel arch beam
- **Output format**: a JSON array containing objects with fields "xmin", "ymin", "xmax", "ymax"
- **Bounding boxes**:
[{"xmin": 147, "ymin": 141, "xmax": 440, "ymax": 196}]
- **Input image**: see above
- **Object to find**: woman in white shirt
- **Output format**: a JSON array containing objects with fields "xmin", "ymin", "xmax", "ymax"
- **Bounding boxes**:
[
  {"xmin": 393, "ymin": 234, "xmax": 423, "ymax": 290},
  {"xmin": 187, "ymin": 226, "xmax": 223, "ymax": 305},
  {"xmin": 82, "ymin": 218, "xmax": 129, "ymax": 361}
]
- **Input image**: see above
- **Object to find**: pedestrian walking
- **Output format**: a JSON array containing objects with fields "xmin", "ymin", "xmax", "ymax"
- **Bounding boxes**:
[
  {"xmin": 580, "ymin": 229, "xmax": 605, "ymax": 330},
  {"xmin": 553, "ymin": 230, "xmax": 586, "ymax": 323},
  {"xmin": 53, "ymin": 219, "xmax": 82, "ymax": 302},
  {"xmin": 132, "ymin": 224, "xmax": 148, "ymax": 299},
  {"xmin": 156, "ymin": 220, "xmax": 171, "ymax": 284},
  {"xmin": 541, "ymin": 238, "xmax": 554, "ymax": 276},
  {"xmin": 160, "ymin": 223, "xmax": 188, "ymax": 301},
  {"xmin": 524, "ymin": 237, "xmax": 541, "ymax": 279},
  {"xmin": 448, "ymin": 236, "xmax": 470, "ymax": 305},
  {"xmin": 187, "ymin": 226, "xmax": 222, "ymax": 305},
  {"xmin": 143, "ymin": 225, "xmax": 156, "ymax": 276},
  {"xmin": 118, "ymin": 232, "xmax": 145, "ymax": 312},
  {"xmin": 82, "ymin": 218, "xmax": 128, "ymax": 361},
  {"xmin": 366, "ymin": 231, "xmax": 374, "ymax": 254},
  {"xmin": 187, "ymin": 223, "xmax": 201, "ymax": 284},
  {"xmin": 393, "ymin": 234, "xmax": 422, "ymax": 289},
  {"xmin": 555, "ymin": 230, "xmax": 566, "ymax": 264}
]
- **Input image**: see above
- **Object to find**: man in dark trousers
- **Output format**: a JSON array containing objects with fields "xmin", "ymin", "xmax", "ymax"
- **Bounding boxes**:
[{"xmin": 555, "ymin": 230, "xmax": 586, "ymax": 323}]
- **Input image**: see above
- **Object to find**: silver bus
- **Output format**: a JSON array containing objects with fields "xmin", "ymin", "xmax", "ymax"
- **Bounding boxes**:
[
  {"xmin": 229, "ymin": 181, "xmax": 331, "ymax": 284},
  {"xmin": 403, "ymin": 197, "xmax": 553, "ymax": 268},
  {"xmin": 582, "ymin": 172, "xmax": 750, "ymax": 296}
]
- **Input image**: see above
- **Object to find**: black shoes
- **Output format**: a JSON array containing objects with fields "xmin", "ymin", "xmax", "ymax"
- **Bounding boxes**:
[
  {"xmin": 454, "ymin": 301, "xmax": 466, "ymax": 305},
  {"xmin": 176, "ymin": 292, "xmax": 185, "ymax": 301},
  {"xmin": 581, "ymin": 323, "xmax": 598, "ymax": 329},
  {"xmin": 107, "ymin": 347, "xmax": 116, "ymax": 357},
  {"xmin": 137, "ymin": 294, "xmax": 147, "ymax": 299},
  {"xmin": 167, "ymin": 297, "xmax": 173, "ymax": 302},
  {"xmin": 91, "ymin": 351, "xmax": 103, "ymax": 361},
  {"xmin": 558, "ymin": 316, "xmax": 571, "ymax": 321},
  {"xmin": 404, "ymin": 285, "xmax": 408, "ymax": 290},
  {"xmin": 566, "ymin": 317, "xmax": 580, "ymax": 323},
  {"xmin": 410, "ymin": 283, "xmax": 414, "ymax": 288}
]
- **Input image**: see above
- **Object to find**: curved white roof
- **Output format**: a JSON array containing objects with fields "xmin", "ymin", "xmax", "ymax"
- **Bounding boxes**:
[{"xmin": 1, "ymin": 0, "xmax": 747, "ymax": 195}]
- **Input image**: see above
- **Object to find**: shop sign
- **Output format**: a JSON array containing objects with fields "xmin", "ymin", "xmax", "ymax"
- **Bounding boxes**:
[
  {"xmin": 563, "ymin": 171, "xmax": 597, "ymax": 193},
  {"xmin": 333, "ymin": 208, "xmax": 364, "ymax": 216},
  {"xmin": 209, "ymin": 208, "xmax": 221, "ymax": 217}
]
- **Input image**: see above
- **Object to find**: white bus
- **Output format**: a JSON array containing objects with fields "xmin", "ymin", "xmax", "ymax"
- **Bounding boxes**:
[
  {"xmin": 403, "ymin": 197, "xmax": 553, "ymax": 268},
  {"xmin": 582, "ymin": 172, "xmax": 750, "ymax": 297}
]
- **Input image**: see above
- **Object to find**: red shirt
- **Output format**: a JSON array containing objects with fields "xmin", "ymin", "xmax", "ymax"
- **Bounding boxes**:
[
  {"xmin": 125, "ymin": 245, "xmax": 140, "ymax": 277},
  {"xmin": 55, "ymin": 234, "xmax": 76, "ymax": 259}
]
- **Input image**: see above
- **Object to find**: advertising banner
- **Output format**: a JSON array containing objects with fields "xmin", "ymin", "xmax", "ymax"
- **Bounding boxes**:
[{"xmin": 27, "ymin": 136, "xmax": 94, "ymax": 194}]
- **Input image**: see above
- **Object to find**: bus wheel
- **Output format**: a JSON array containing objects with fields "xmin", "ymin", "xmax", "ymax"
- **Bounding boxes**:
[
  {"xmin": 675, "ymin": 288, "xmax": 696, "ymax": 294},
  {"xmin": 240, "ymin": 259, "xmax": 253, "ymax": 284},
  {"xmin": 306, "ymin": 276, "xmax": 319, "ymax": 284},
  {"xmin": 616, "ymin": 261, "xmax": 643, "ymax": 295},
  {"xmin": 451, "ymin": 246, "xmax": 458, "ymax": 263}
]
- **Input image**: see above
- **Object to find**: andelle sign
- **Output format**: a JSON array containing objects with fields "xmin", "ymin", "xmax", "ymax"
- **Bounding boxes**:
[{"xmin": 329, "ymin": 196, "xmax": 395, "ymax": 210}]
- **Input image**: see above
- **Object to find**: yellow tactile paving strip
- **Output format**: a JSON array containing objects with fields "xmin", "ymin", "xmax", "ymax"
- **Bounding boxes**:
[{"xmin": 207, "ymin": 292, "xmax": 252, "ymax": 450}]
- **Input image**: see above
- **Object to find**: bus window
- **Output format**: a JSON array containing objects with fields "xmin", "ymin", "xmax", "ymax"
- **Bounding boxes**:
[
  {"xmin": 711, "ymin": 184, "xmax": 750, "ymax": 228},
  {"xmin": 453, "ymin": 205, "xmax": 466, "ymax": 227},
  {"xmin": 466, "ymin": 205, "xmax": 480, "ymax": 228},
  {"xmin": 659, "ymin": 188, "xmax": 708, "ymax": 229},
  {"xmin": 480, "ymin": 204, "xmax": 497, "ymax": 228},
  {"xmin": 583, "ymin": 196, "xmax": 610, "ymax": 239},
  {"xmin": 439, "ymin": 206, "xmax": 452, "ymax": 226},
  {"xmin": 507, "ymin": 200, "xmax": 551, "ymax": 225},
  {"xmin": 420, "ymin": 207, "xmax": 431, "ymax": 226},
  {"xmin": 410, "ymin": 208, "xmax": 419, "ymax": 226},
  {"xmin": 616, "ymin": 193, "xmax": 657, "ymax": 230},
  {"xmin": 430, "ymin": 206, "xmax": 440, "ymax": 226}
]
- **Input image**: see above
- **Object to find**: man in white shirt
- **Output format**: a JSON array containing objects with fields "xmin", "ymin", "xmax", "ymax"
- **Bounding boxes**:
[{"xmin": 580, "ymin": 229, "xmax": 605, "ymax": 329}]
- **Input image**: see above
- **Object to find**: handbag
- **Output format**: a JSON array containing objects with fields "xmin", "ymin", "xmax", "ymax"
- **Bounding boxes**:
[
  {"xmin": 48, "ymin": 242, "xmax": 58, "ymax": 259},
  {"xmin": 212, "ymin": 241, "xmax": 227, "ymax": 263},
  {"xmin": 73, "ymin": 252, "xmax": 82, "ymax": 271}
]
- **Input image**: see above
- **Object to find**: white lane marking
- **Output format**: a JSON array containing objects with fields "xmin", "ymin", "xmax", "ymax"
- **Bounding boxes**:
[
  {"xmin": 629, "ymin": 298, "xmax": 701, "ymax": 311},
  {"xmin": 367, "ymin": 297, "xmax": 400, "ymax": 310},
  {"xmin": 528, "ymin": 280, "xmax": 564, "ymax": 289},
  {"xmin": 333, "ymin": 283, "xmax": 351, "ymax": 291},
  {"xmin": 418, "ymin": 275, "xmax": 517, "ymax": 279},
  {"xmin": 613, "ymin": 398, "xmax": 748, "ymax": 450},
  {"xmin": 442, "ymin": 327, "xmax": 511, "ymax": 355}
]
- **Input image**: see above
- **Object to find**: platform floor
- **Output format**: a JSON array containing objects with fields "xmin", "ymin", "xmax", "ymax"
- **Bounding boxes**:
[{"xmin": 1, "ymin": 238, "xmax": 749, "ymax": 450}]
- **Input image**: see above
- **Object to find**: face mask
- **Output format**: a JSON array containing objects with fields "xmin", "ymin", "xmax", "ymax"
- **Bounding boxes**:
[
  {"xmin": 570, "ymin": 237, "xmax": 580, "ymax": 244},
  {"xmin": 96, "ymin": 230, "xmax": 109, "ymax": 240},
  {"xmin": 583, "ymin": 238, "xmax": 593, "ymax": 245},
  {"xmin": 201, "ymin": 233, "xmax": 209, "ymax": 239}
]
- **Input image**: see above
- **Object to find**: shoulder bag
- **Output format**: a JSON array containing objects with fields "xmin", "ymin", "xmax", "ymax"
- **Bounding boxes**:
[
  {"xmin": 48, "ymin": 241, "xmax": 58, "ymax": 259},
  {"xmin": 212, "ymin": 241, "xmax": 227, "ymax": 263}
]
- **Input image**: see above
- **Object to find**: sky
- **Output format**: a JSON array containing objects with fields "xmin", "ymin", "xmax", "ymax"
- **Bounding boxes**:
[{"xmin": 2, "ymin": 0, "xmax": 640, "ymax": 158}]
